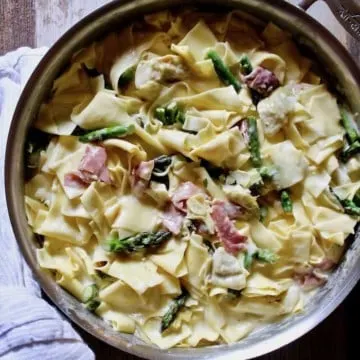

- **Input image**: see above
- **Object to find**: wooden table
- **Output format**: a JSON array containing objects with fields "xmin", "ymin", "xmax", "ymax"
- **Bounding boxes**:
[{"xmin": 1, "ymin": 1, "xmax": 359, "ymax": 359}]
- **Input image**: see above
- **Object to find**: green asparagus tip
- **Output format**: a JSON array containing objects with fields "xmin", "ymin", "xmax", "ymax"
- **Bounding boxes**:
[
  {"xmin": 106, "ymin": 231, "xmax": 172, "ymax": 254},
  {"xmin": 239, "ymin": 55, "xmax": 253, "ymax": 75},
  {"xmin": 161, "ymin": 289, "xmax": 188, "ymax": 332}
]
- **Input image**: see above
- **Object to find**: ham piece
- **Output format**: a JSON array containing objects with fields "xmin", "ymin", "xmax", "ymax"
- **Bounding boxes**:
[
  {"xmin": 172, "ymin": 181, "xmax": 205, "ymax": 212},
  {"xmin": 64, "ymin": 145, "xmax": 111, "ymax": 188},
  {"xmin": 244, "ymin": 67, "xmax": 280, "ymax": 96},
  {"xmin": 294, "ymin": 266, "xmax": 327, "ymax": 290},
  {"xmin": 130, "ymin": 160, "xmax": 155, "ymax": 197},
  {"xmin": 314, "ymin": 259, "xmax": 335, "ymax": 271},
  {"xmin": 223, "ymin": 201, "xmax": 244, "ymax": 220},
  {"xmin": 161, "ymin": 203, "xmax": 184, "ymax": 235},
  {"xmin": 211, "ymin": 200, "xmax": 247, "ymax": 255}
]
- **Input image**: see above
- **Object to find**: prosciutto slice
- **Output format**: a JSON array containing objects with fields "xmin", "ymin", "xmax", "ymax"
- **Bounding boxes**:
[
  {"xmin": 294, "ymin": 266, "xmax": 327, "ymax": 290},
  {"xmin": 161, "ymin": 203, "xmax": 184, "ymax": 235},
  {"xmin": 211, "ymin": 200, "xmax": 247, "ymax": 255},
  {"xmin": 130, "ymin": 160, "xmax": 155, "ymax": 197},
  {"xmin": 65, "ymin": 145, "xmax": 111, "ymax": 188},
  {"xmin": 314, "ymin": 259, "xmax": 335, "ymax": 271},
  {"xmin": 223, "ymin": 201, "xmax": 244, "ymax": 220},
  {"xmin": 64, "ymin": 171, "xmax": 88, "ymax": 189},
  {"xmin": 244, "ymin": 67, "xmax": 280, "ymax": 96},
  {"xmin": 172, "ymin": 182, "xmax": 205, "ymax": 212}
]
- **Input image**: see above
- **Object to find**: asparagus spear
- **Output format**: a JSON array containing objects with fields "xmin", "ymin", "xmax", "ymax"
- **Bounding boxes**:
[
  {"xmin": 83, "ymin": 284, "xmax": 101, "ymax": 312},
  {"xmin": 340, "ymin": 140, "xmax": 360, "ymax": 162},
  {"xmin": 239, "ymin": 55, "xmax": 263, "ymax": 105},
  {"xmin": 244, "ymin": 248, "xmax": 279, "ymax": 269},
  {"xmin": 340, "ymin": 199, "xmax": 360, "ymax": 216},
  {"xmin": 247, "ymin": 117, "xmax": 262, "ymax": 167},
  {"xmin": 353, "ymin": 191, "xmax": 360, "ymax": 207},
  {"xmin": 331, "ymin": 188, "xmax": 360, "ymax": 217},
  {"xmin": 118, "ymin": 66, "xmax": 136, "ymax": 87},
  {"xmin": 79, "ymin": 124, "xmax": 135, "ymax": 143},
  {"xmin": 206, "ymin": 50, "xmax": 241, "ymax": 93},
  {"xmin": 85, "ymin": 299, "xmax": 101, "ymax": 312},
  {"xmin": 83, "ymin": 284, "xmax": 99, "ymax": 303},
  {"xmin": 154, "ymin": 102, "xmax": 185, "ymax": 125},
  {"xmin": 106, "ymin": 231, "xmax": 172, "ymax": 253},
  {"xmin": 281, "ymin": 190, "xmax": 293, "ymax": 213},
  {"xmin": 161, "ymin": 288, "xmax": 189, "ymax": 332},
  {"xmin": 239, "ymin": 55, "xmax": 253, "ymax": 75},
  {"xmin": 256, "ymin": 249, "xmax": 279, "ymax": 263},
  {"xmin": 340, "ymin": 106, "xmax": 359, "ymax": 145},
  {"xmin": 244, "ymin": 251, "xmax": 254, "ymax": 269}
]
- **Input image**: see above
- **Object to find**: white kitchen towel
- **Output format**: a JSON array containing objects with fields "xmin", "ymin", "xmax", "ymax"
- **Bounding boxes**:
[{"xmin": 0, "ymin": 48, "xmax": 94, "ymax": 360}]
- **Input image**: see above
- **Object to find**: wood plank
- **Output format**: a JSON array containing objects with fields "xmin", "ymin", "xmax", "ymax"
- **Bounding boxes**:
[
  {"xmin": 0, "ymin": 0, "xmax": 35, "ymax": 55},
  {"xmin": 34, "ymin": 0, "xmax": 108, "ymax": 47}
]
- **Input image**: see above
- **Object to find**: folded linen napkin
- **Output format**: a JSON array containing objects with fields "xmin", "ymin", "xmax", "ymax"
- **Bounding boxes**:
[{"xmin": 0, "ymin": 48, "xmax": 94, "ymax": 360}]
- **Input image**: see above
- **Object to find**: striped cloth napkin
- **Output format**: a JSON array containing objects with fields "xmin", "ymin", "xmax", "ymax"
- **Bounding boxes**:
[{"xmin": 0, "ymin": 47, "xmax": 94, "ymax": 360}]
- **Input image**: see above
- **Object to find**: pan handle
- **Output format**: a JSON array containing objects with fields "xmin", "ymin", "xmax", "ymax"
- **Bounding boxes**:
[
  {"xmin": 293, "ymin": 0, "xmax": 360, "ymax": 41},
  {"xmin": 295, "ymin": 0, "xmax": 316, "ymax": 11}
]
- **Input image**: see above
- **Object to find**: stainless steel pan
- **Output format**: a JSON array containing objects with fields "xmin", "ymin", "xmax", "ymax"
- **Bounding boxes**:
[{"xmin": 5, "ymin": 1, "xmax": 360, "ymax": 359}]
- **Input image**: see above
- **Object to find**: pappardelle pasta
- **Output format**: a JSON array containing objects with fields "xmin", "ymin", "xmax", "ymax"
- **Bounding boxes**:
[{"xmin": 24, "ymin": 9, "xmax": 360, "ymax": 349}]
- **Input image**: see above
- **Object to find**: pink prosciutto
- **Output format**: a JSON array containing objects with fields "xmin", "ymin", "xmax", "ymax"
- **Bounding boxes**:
[
  {"xmin": 172, "ymin": 181, "xmax": 205, "ymax": 212},
  {"xmin": 223, "ymin": 201, "xmax": 244, "ymax": 220},
  {"xmin": 130, "ymin": 160, "xmax": 155, "ymax": 197},
  {"xmin": 314, "ymin": 259, "xmax": 335, "ymax": 271},
  {"xmin": 64, "ymin": 145, "xmax": 111, "ymax": 188},
  {"xmin": 294, "ymin": 266, "xmax": 327, "ymax": 290},
  {"xmin": 211, "ymin": 200, "xmax": 247, "ymax": 255},
  {"xmin": 244, "ymin": 67, "xmax": 280, "ymax": 96},
  {"xmin": 161, "ymin": 203, "xmax": 184, "ymax": 235}
]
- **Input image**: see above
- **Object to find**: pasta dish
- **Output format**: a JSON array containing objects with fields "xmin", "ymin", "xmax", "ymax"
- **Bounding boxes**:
[{"xmin": 24, "ymin": 10, "xmax": 360, "ymax": 349}]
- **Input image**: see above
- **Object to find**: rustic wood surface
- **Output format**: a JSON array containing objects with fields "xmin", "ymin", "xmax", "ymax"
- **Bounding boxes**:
[{"xmin": 0, "ymin": 1, "xmax": 359, "ymax": 359}]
